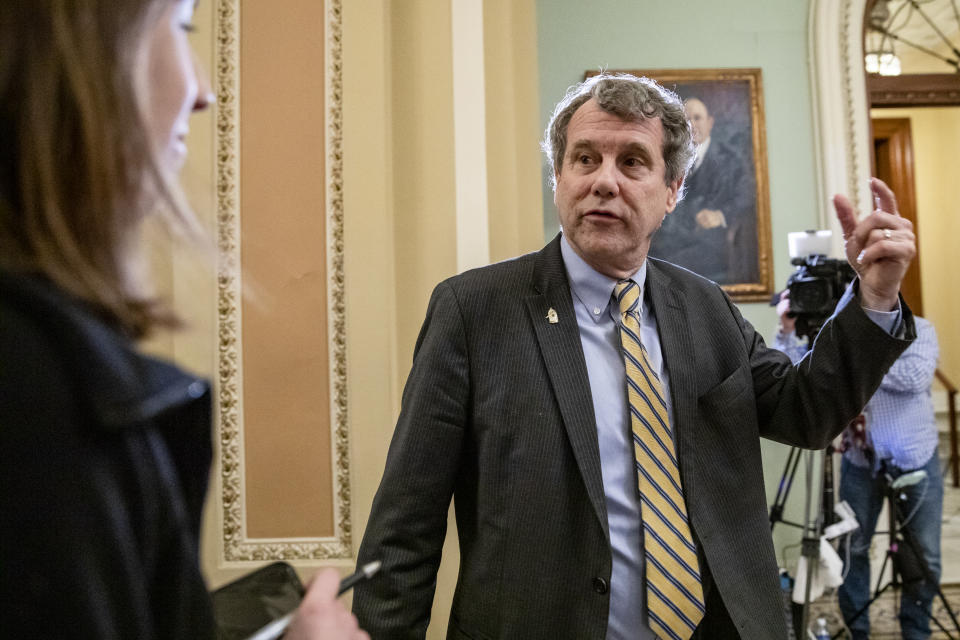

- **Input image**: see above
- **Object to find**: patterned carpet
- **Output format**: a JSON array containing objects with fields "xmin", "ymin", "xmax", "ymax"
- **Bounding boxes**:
[{"xmin": 796, "ymin": 583, "xmax": 960, "ymax": 639}]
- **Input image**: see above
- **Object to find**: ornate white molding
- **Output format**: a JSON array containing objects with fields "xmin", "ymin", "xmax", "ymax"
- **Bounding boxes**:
[
  {"xmin": 214, "ymin": 0, "xmax": 245, "ymax": 560},
  {"xmin": 809, "ymin": 0, "xmax": 873, "ymax": 257},
  {"xmin": 326, "ymin": 0, "xmax": 352, "ymax": 560},
  {"xmin": 215, "ymin": 0, "xmax": 350, "ymax": 562}
]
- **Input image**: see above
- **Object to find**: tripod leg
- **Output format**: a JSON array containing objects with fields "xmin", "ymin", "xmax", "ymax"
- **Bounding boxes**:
[
  {"xmin": 930, "ymin": 582, "xmax": 960, "ymax": 637},
  {"xmin": 770, "ymin": 447, "xmax": 801, "ymax": 530},
  {"xmin": 891, "ymin": 455, "xmax": 949, "ymax": 639},
  {"xmin": 800, "ymin": 452, "xmax": 818, "ymax": 637},
  {"xmin": 897, "ymin": 520, "xmax": 959, "ymax": 637}
]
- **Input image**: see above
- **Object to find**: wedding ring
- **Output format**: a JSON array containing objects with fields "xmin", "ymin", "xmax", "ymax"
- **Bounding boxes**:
[{"xmin": 883, "ymin": 228, "xmax": 893, "ymax": 240}]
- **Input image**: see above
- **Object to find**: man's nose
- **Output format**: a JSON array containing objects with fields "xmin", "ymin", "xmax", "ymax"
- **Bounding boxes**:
[{"xmin": 592, "ymin": 161, "xmax": 619, "ymax": 197}]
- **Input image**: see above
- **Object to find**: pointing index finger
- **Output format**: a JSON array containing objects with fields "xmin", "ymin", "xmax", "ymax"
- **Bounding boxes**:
[{"xmin": 870, "ymin": 177, "xmax": 898, "ymax": 216}]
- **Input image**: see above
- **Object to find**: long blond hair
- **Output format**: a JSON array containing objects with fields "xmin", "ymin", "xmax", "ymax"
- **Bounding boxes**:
[{"xmin": 0, "ymin": 0, "xmax": 202, "ymax": 338}]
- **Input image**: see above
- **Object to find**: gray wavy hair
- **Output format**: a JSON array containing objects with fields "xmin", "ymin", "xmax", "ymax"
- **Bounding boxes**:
[{"xmin": 542, "ymin": 73, "xmax": 696, "ymax": 199}]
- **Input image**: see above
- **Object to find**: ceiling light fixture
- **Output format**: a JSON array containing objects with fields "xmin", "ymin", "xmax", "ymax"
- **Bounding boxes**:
[{"xmin": 864, "ymin": 0, "xmax": 960, "ymax": 75}]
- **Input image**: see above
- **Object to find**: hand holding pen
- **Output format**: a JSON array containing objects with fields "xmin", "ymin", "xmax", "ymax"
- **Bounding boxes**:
[{"xmin": 249, "ymin": 561, "xmax": 380, "ymax": 640}]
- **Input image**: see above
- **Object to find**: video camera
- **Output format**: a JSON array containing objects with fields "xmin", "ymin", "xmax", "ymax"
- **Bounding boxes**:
[
  {"xmin": 785, "ymin": 254, "xmax": 855, "ymax": 341},
  {"xmin": 772, "ymin": 230, "xmax": 856, "ymax": 343}
]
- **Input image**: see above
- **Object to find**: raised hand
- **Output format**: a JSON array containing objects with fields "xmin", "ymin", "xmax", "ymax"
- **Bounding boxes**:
[{"xmin": 833, "ymin": 177, "xmax": 916, "ymax": 311}]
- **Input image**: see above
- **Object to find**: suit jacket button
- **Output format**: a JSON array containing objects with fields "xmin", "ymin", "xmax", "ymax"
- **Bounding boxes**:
[{"xmin": 593, "ymin": 577, "xmax": 608, "ymax": 594}]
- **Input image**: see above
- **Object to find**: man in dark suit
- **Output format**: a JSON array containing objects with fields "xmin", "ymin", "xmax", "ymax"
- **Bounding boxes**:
[
  {"xmin": 648, "ymin": 97, "xmax": 757, "ymax": 284},
  {"xmin": 353, "ymin": 73, "xmax": 917, "ymax": 639}
]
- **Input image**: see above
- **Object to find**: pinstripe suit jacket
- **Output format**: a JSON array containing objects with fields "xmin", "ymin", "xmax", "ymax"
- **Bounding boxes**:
[{"xmin": 353, "ymin": 234, "xmax": 913, "ymax": 639}]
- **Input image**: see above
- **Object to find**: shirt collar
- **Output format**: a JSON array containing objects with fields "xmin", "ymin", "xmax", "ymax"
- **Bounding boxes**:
[{"xmin": 560, "ymin": 233, "xmax": 647, "ymax": 324}]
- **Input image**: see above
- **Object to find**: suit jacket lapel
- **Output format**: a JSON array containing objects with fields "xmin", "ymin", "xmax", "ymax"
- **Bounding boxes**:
[
  {"xmin": 645, "ymin": 260, "xmax": 699, "ymax": 501},
  {"xmin": 524, "ymin": 236, "xmax": 608, "ymax": 535}
]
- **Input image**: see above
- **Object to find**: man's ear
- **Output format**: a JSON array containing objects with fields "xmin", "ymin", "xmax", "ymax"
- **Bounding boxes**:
[
  {"xmin": 553, "ymin": 171, "xmax": 561, "ymax": 204},
  {"xmin": 665, "ymin": 178, "xmax": 682, "ymax": 213}
]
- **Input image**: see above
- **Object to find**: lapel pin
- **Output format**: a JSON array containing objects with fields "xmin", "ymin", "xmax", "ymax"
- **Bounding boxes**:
[{"xmin": 546, "ymin": 308, "xmax": 558, "ymax": 324}]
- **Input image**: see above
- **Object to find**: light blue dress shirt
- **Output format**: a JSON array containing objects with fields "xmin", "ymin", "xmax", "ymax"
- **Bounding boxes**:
[{"xmin": 560, "ymin": 236, "xmax": 667, "ymax": 640}]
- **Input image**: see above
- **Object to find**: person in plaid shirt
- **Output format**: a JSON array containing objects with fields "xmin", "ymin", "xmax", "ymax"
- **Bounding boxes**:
[{"xmin": 774, "ymin": 290, "xmax": 941, "ymax": 640}]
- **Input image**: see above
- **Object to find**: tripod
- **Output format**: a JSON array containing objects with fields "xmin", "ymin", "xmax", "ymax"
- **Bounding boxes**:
[
  {"xmin": 770, "ymin": 445, "xmax": 837, "ymax": 534},
  {"xmin": 768, "ymin": 340, "xmax": 837, "ymax": 538},
  {"xmin": 770, "ymin": 444, "xmax": 836, "ymax": 639},
  {"xmin": 768, "ymin": 336, "xmax": 839, "ymax": 637},
  {"xmin": 835, "ymin": 469, "xmax": 960, "ymax": 639}
]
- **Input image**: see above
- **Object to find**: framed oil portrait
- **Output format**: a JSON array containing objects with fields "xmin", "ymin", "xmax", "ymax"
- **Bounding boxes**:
[{"xmin": 586, "ymin": 68, "xmax": 773, "ymax": 302}]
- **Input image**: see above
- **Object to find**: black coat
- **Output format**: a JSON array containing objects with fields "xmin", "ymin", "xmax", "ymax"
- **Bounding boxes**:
[
  {"xmin": 353, "ymin": 235, "xmax": 913, "ymax": 639},
  {"xmin": 0, "ymin": 271, "xmax": 215, "ymax": 639}
]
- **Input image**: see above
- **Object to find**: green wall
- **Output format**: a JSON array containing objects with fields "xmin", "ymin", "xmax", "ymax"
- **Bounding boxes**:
[{"xmin": 536, "ymin": 0, "xmax": 825, "ymax": 570}]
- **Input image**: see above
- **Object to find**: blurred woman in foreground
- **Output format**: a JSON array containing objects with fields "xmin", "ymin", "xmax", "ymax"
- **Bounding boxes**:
[{"xmin": 0, "ymin": 2, "xmax": 366, "ymax": 638}]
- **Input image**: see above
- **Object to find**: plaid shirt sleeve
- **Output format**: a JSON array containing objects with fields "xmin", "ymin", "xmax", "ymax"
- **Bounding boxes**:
[{"xmin": 862, "ymin": 316, "xmax": 939, "ymax": 470}]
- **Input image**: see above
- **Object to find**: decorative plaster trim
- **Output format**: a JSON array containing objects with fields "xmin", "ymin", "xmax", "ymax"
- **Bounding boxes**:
[
  {"xmin": 326, "ymin": 0, "xmax": 352, "ymax": 560},
  {"xmin": 215, "ymin": 0, "xmax": 351, "ymax": 562},
  {"xmin": 809, "ymin": 0, "xmax": 873, "ymax": 257}
]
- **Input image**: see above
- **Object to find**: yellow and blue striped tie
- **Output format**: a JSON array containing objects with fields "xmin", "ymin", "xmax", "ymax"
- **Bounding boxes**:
[{"xmin": 614, "ymin": 279, "xmax": 704, "ymax": 640}]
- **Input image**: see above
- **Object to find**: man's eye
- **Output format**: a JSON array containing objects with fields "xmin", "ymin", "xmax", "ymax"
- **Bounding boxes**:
[
  {"xmin": 624, "ymin": 157, "xmax": 641, "ymax": 167},
  {"xmin": 578, "ymin": 155, "xmax": 592, "ymax": 163},
  {"xmin": 181, "ymin": 22, "xmax": 197, "ymax": 33}
]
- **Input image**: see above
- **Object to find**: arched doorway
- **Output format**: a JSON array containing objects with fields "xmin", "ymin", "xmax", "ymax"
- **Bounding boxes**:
[{"xmin": 810, "ymin": 0, "xmax": 960, "ymax": 588}]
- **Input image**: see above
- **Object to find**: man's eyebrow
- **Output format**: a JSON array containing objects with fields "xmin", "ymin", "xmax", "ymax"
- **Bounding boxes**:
[
  {"xmin": 622, "ymin": 142, "xmax": 654, "ymax": 163},
  {"xmin": 566, "ymin": 140, "xmax": 595, "ymax": 157}
]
